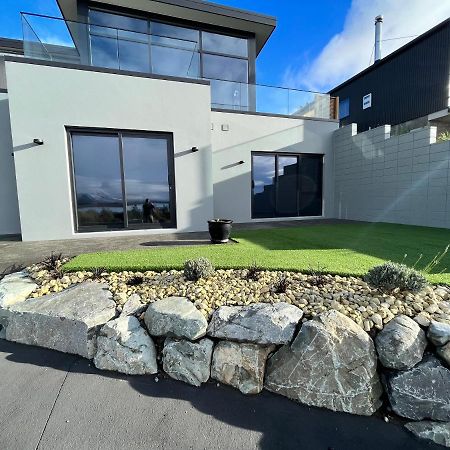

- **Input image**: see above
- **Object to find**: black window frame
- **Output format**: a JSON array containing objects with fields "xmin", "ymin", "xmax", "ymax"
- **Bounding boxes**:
[
  {"xmin": 67, "ymin": 127, "xmax": 177, "ymax": 233},
  {"xmin": 251, "ymin": 151, "xmax": 324, "ymax": 219},
  {"xmin": 87, "ymin": 6, "xmax": 256, "ymax": 85}
]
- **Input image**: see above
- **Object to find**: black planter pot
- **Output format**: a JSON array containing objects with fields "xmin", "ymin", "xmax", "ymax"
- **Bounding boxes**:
[{"xmin": 208, "ymin": 219, "xmax": 233, "ymax": 244}]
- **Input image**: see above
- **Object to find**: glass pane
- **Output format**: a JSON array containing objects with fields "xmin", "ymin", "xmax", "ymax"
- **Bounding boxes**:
[
  {"xmin": 90, "ymin": 34, "xmax": 119, "ymax": 69},
  {"xmin": 122, "ymin": 135, "xmax": 172, "ymax": 227},
  {"xmin": 151, "ymin": 45, "xmax": 200, "ymax": 78},
  {"xmin": 299, "ymin": 155, "xmax": 323, "ymax": 216},
  {"xmin": 210, "ymin": 79, "xmax": 248, "ymax": 110},
  {"xmin": 89, "ymin": 9, "xmax": 147, "ymax": 33},
  {"xmin": 151, "ymin": 22, "xmax": 199, "ymax": 49},
  {"xmin": 202, "ymin": 31, "xmax": 248, "ymax": 57},
  {"xmin": 71, "ymin": 133, "xmax": 124, "ymax": 229},
  {"xmin": 202, "ymin": 53, "xmax": 248, "ymax": 82},
  {"xmin": 277, "ymin": 156, "xmax": 298, "ymax": 217},
  {"xmin": 119, "ymin": 39, "xmax": 150, "ymax": 72},
  {"xmin": 252, "ymin": 155, "xmax": 275, "ymax": 218}
]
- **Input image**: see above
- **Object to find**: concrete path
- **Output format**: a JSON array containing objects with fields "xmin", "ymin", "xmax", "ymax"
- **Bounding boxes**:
[
  {"xmin": 0, "ymin": 340, "xmax": 439, "ymax": 450},
  {"xmin": 0, "ymin": 219, "xmax": 353, "ymax": 274}
]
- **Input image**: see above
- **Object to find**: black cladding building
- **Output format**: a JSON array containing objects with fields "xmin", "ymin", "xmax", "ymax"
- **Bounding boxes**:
[{"xmin": 329, "ymin": 18, "xmax": 450, "ymax": 133}]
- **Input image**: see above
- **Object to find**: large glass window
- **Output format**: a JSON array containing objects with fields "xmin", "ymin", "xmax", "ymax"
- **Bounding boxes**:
[
  {"xmin": 88, "ymin": 9, "xmax": 251, "ymax": 88},
  {"xmin": 70, "ymin": 131, "xmax": 176, "ymax": 232},
  {"xmin": 252, "ymin": 153, "xmax": 323, "ymax": 219}
]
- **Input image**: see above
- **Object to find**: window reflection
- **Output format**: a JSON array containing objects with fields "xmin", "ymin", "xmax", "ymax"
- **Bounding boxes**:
[
  {"xmin": 122, "ymin": 136, "xmax": 172, "ymax": 226},
  {"xmin": 202, "ymin": 31, "xmax": 248, "ymax": 57},
  {"xmin": 71, "ymin": 133, "xmax": 124, "ymax": 229},
  {"xmin": 71, "ymin": 131, "xmax": 175, "ymax": 231},
  {"xmin": 152, "ymin": 46, "xmax": 199, "ymax": 78},
  {"xmin": 252, "ymin": 153, "xmax": 323, "ymax": 219}
]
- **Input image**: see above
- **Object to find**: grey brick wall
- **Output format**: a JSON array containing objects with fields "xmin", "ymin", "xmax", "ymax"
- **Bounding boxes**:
[{"xmin": 333, "ymin": 124, "xmax": 450, "ymax": 229}]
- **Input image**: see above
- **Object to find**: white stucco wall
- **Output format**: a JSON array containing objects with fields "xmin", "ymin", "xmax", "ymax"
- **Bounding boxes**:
[
  {"xmin": 5, "ymin": 61, "xmax": 213, "ymax": 241},
  {"xmin": 0, "ymin": 92, "xmax": 21, "ymax": 235},
  {"xmin": 211, "ymin": 111, "xmax": 338, "ymax": 222}
]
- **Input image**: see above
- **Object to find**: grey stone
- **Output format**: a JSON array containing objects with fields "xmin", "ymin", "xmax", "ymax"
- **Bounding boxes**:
[
  {"xmin": 94, "ymin": 316, "xmax": 157, "ymax": 375},
  {"xmin": 0, "ymin": 271, "xmax": 37, "ymax": 308},
  {"xmin": 211, "ymin": 341, "xmax": 274, "ymax": 394},
  {"xmin": 385, "ymin": 356, "xmax": 450, "ymax": 421},
  {"xmin": 375, "ymin": 315, "xmax": 427, "ymax": 370},
  {"xmin": 162, "ymin": 338, "xmax": 213, "ymax": 387},
  {"xmin": 120, "ymin": 294, "xmax": 146, "ymax": 317},
  {"xmin": 437, "ymin": 342, "xmax": 450, "ymax": 366},
  {"xmin": 264, "ymin": 310, "xmax": 382, "ymax": 416},
  {"xmin": 6, "ymin": 282, "xmax": 116, "ymax": 358},
  {"xmin": 405, "ymin": 421, "xmax": 450, "ymax": 448},
  {"xmin": 144, "ymin": 297, "xmax": 207, "ymax": 340},
  {"xmin": 207, "ymin": 302, "xmax": 302, "ymax": 345},
  {"xmin": 428, "ymin": 320, "xmax": 450, "ymax": 346}
]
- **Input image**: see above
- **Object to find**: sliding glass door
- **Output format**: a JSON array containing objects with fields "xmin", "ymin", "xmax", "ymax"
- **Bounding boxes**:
[
  {"xmin": 252, "ymin": 152, "xmax": 323, "ymax": 219},
  {"xmin": 70, "ymin": 130, "xmax": 176, "ymax": 232}
]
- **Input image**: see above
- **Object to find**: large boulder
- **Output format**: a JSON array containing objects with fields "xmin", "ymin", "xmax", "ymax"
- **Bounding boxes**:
[
  {"xmin": 375, "ymin": 315, "xmax": 427, "ymax": 370},
  {"xmin": 162, "ymin": 338, "xmax": 213, "ymax": 387},
  {"xmin": 0, "ymin": 271, "xmax": 37, "ymax": 308},
  {"xmin": 385, "ymin": 356, "xmax": 450, "ymax": 421},
  {"xmin": 428, "ymin": 321, "xmax": 450, "ymax": 347},
  {"xmin": 94, "ymin": 316, "xmax": 157, "ymax": 375},
  {"xmin": 120, "ymin": 294, "xmax": 146, "ymax": 317},
  {"xmin": 405, "ymin": 421, "xmax": 450, "ymax": 448},
  {"xmin": 207, "ymin": 302, "xmax": 302, "ymax": 345},
  {"xmin": 5, "ymin": 282, "xmax": 116, "ymax": 358},
  {"xmin": 264, "ymin": 310, "xmax": 382, "ymax": 416},
  {"xmin": 436, "ymin": 342, "xmax": 450, "ymax": 366},
  {"xmin": 144, "ymin": 297, "xmax": 207, "ymax": 340},
  {"xmin": 211, "ymin": 341, "xmax": 274, "ymax": 394}
]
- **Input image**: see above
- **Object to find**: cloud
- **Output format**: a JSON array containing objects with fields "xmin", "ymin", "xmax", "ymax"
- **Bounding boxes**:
[{"xmin": 284, "ymin": 0, "xmax": 450, "ymax": 93}]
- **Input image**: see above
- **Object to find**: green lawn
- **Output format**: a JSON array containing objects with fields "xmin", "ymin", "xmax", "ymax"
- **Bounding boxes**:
[{"xmin": 63, "ymin": 223, "xmax": 450, "ymax": 284}]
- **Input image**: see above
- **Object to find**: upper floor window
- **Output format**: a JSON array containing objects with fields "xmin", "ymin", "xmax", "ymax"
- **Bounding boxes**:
[
  {"xmin": 339, "ymin": 98, "xmax": 350, "ymax": 119},
  {"xmin": 88, "ymin": 9, "xmax": 252, "ymax": 110}
]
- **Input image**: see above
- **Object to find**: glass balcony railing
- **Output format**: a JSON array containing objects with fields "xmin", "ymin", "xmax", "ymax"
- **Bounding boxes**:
[{"xmin": 20, "ymin": 12, "xmax": 337, "ymax": 119}]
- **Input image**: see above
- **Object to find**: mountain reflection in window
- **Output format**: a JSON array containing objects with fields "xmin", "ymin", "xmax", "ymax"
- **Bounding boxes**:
[{"xmin": 71, "ymin": 131, "xmax": 175, "ymax": 231}]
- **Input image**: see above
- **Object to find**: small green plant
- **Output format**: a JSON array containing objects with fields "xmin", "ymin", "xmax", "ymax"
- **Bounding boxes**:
[
  {"xmin": 273, "ymin": 275, "xmax": 290, "ymax": 294},
  {"xmin": 437, "ymin": 131, "xmax": 450, "ymax": 142},
  {"xmin": 365, "ymin": 262, "xmax": 427, "ymax": 293},
  {"xmin": 306, "ymin": 263, "xmax": 328, "ymax": 287},
  {"xmin": 183, "ymin": 257, "xmax": 214, "ymax": 281},
  {"xmin": 91, "ymin": 267, "xmax": 107, "ymax": 280},
  {"xmin": 127, "ymin": 275, "xmax": 144, "ymax": 286},
  {"xmin": 246, "ymin": 262, "xmax": 262, "ymax": 281}
]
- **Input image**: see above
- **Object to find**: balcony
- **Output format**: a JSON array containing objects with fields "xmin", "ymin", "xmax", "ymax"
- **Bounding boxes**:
[{"xmin": 20, "ymin": 12, "xmax": 337, "ymax": 120}]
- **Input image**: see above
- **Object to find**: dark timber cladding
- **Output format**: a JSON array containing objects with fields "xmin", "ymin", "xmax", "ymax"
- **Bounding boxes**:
[
  {"xmin": 55, "ymin": 0, "xmax": 277, "ymax": 55},
  {"xmin": 329, "ymin": 19, "xmax": 450, "ymax": 131}
]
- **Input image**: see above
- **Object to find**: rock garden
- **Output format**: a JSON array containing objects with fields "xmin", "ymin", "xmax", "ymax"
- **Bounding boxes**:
[{"xmin": 1, "ymin": 253, "xmax": 450, "ymax": 448}]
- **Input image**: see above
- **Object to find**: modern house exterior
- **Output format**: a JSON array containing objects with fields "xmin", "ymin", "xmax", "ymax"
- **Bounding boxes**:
[
  {"xmin": 329, "ymin": 18, "xmax": 450, "ymax": 134},
  {"xmin": 0, "ymin": 0, "xmax": 339, "ymax": 241}
]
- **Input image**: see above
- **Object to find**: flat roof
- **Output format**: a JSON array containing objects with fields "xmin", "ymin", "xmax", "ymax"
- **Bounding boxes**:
[
  {"xmin": 329, "ymin": 18, "xmax": 450, "ymax": 94},
  {"xmin": 56, "ymin": 0, "xmax": 276, "ymax": 55}
]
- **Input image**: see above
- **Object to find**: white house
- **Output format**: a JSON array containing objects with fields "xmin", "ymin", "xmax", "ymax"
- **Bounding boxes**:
[{"xmin": 0, "ymin": 0, "xmax": 339, "ymax": 241}]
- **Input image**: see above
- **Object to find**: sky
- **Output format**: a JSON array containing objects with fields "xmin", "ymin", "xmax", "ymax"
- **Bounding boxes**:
[{"xmin": 1, "ymin": 0, "xmax": 449, "ymax": 92}]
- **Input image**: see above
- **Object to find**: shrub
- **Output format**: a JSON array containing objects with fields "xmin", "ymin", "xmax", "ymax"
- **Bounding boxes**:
[
  {"xmin": 365, "ymin": 262, "xmax": 427, "ymax": 293},
  {"xmin": 437, "ymin": 130, "xmax": 450, "ymax": 142},
  {"xmin": 246, "ymin": 262, "xmax": 262, "ymax": 281},
  {"xmin": 306, "ymin": 263, "xmax": 328, "ymax": 287},
  {"xmin": 183, "ymin": 257, "xmax": 214, "ymax": 281},
  {"xmin": 91, "ymin": 267, "xmax": 107, "ymax": 280},
  {"xmin": 42, "ymin": 252, "xmax": 63, "ymax": 272},
  {"xmin": 273, "ymin": 275, "xmax": 290, "ymax": 294},
  {"xmin": 127, "ymin": 275, "xmax": 144, "ymax": 286}
]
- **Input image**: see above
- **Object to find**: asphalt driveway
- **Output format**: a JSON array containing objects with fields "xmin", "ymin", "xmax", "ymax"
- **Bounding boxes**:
[{"xmin": 0, "ymin": 340, "xmax": 439, "ymax": 450}]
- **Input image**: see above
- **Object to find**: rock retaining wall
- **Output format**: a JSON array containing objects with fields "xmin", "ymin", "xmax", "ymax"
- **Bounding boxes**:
[{"xmin": 1, "ymin": 275, "xmax": 450, "ymax": 448}]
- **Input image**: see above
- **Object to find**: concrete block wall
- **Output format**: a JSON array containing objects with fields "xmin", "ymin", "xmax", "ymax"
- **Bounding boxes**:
[{"xmin": 333, "ymin": 124, "xmax": 450, "ymax": 228}]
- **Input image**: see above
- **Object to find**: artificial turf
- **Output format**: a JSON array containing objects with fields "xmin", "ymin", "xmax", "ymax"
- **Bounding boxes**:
[{"xmin": 63, "ymin": 222, "xmax": 450, "ymax": 284}]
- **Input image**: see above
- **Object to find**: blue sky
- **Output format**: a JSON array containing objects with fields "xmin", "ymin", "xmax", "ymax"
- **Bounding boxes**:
[{"xmin": 1, "ymin": 0, "xmax": 449, "ymax": 91}]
